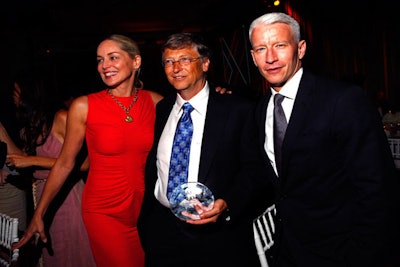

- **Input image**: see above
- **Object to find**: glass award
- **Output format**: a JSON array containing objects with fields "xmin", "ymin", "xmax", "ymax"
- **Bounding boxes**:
[{"xmin": 169, "ymin": 182, "xmax": 214, "ymax": 221}]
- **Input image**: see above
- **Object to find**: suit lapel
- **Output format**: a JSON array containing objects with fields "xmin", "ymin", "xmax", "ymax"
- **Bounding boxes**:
[
  {"xmin": 197, "ymin": 91, "xmax": 227, "ymax": 183},
  {"xmin": 153, "ymin": 96, "xmax": 175, "ymax": 151},
  {"xmin": 258, "ymin": 91, "xmax": 273, "ymax": 165},
  {"xmin": 281, "ymin": 71, "xmax": 315, "ymax": 176}
]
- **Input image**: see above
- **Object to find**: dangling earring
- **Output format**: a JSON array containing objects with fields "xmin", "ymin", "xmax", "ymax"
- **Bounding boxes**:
[{"xmin": 134, "ymin": 68, "xmax": 143, "ymax": 89}]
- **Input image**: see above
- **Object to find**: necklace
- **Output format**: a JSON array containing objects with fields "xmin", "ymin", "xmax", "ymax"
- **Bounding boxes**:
[{"xmin": 107, "ymin": 88, "xmax": 139, "ymax": 123}]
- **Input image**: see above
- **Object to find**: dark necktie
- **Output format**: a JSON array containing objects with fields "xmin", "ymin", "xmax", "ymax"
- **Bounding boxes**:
[
  {"xmin": 273, "ymin": 94, "xmax": 287, "ymax": 176},
  {"xmin": 167, "ymin": 102, "xmax": 194, "ymax": 199}
]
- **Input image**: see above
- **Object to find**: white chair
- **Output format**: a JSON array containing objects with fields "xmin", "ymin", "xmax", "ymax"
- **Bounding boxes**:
[
  {"xmin": 0, "ymin": 213, "xmax": 19, "ymax": 267},
  {"xmin": 253, "ymin": 204, "xmax": 276, "ymax": 267}
]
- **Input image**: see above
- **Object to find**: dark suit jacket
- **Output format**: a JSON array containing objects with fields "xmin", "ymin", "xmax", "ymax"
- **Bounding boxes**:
[
  {"xmin": 254, "ymin": 69, "xmax": 400, "ymax": 267},
  {"xmin": 138, "ymin": 86, "xmax": 272, "ymax": 267}
]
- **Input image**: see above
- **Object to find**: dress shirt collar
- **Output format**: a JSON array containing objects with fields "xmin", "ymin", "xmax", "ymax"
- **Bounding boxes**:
[
  {"xmin": 271, "ymin": 67, "xmax": 303, "ymax": 100},
  {"xmin": 174, "ymin": 81, "xmax": 209, "ymax": 116}
]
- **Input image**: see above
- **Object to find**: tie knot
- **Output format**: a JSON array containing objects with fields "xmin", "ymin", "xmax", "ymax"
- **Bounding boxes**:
[
  {"xmin": 274, "ymin": 94, "xmax": 285, "ymax": 106},
  {"xmin": 182, "ymin": 102, "xmax": 194, "ymax": 113}
]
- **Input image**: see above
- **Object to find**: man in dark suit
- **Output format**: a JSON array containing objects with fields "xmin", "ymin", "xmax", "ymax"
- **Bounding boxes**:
[
  {"xmin": 138, "ymin": 33, "xmax": 270, "ymax": 266},
  {"xmin": 249, "ymin": 12, "xmax": 400, "ymax": 266}
]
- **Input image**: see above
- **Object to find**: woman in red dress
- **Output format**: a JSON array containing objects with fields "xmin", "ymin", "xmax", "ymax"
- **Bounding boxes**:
[{"xmin": 13, "ymin": 34, "xmax": 163, "ymax": 267}]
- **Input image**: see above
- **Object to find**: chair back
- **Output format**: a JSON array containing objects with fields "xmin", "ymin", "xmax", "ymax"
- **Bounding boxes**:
[
  {"xmin": 253, "ymin": 204, "xmax": 276, "ymax": 267},
  {"xmin": 388, "ymin": 137, "xmax": 400, "ymax": 168},
  {"xmin": 0, "ymin": 213, "xmax": 19, "ymax": 267}
]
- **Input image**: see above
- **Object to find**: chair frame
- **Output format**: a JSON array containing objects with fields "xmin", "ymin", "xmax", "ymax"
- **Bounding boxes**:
[
  {"xmin": 0, "ymin": 213, "xmax": 19, "ymax": 267},
  {"xmin": 253, "ymin": 204, "xmax": 276, "ymax": 267},
  {"xmin": 388, "ymin": 137, "xmax": 400, "ymax": 169}
]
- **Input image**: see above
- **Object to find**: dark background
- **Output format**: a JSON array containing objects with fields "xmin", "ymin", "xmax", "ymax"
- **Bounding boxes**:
[{"xmin": 1, "ymin": 0, "xmax": 399, "ymax": 110}]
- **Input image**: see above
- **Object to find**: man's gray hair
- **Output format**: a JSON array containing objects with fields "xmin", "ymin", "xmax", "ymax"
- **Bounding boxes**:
[{"xmin": 249, "ymin": 12, "xmax": 301, "ymax": 44}]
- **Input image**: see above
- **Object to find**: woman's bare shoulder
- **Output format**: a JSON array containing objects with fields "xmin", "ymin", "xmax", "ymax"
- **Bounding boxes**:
[
  {"xmin": 144, "ymin": 90, "xmax": 164, "ymax": 106},
  {"xmin": 67, "ymin": 95, "xmax": 89, "ymax": 122},
  {"xmin": 69, "ymin": 95, "xmax": 88, "ymax": 111},
  {"xmin": 52, "ymin": 109, "xmax": 68, "ymax": 140},
  {"xmin": 54, "ymin": 109, "xmax": 68, "ymax": 124}
]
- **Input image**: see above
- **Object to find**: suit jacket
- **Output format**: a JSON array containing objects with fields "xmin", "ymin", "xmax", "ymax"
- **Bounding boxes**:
[
  {"xmin": 254, "ymin": 69, "xmax": 400, "ymax": 267},
  {"xmin": 138, "ymin": 85, "xmax": 271, "ymax": 267}
]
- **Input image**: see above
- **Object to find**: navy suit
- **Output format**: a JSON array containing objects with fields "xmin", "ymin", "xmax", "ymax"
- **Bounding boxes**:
[
  {"xmin": 255, "ymin": 69, "xmax": 400, "ymax": 266},
  {"xmin": 138, "ymin": 86, "xmax": 272, "ymax": 267}
]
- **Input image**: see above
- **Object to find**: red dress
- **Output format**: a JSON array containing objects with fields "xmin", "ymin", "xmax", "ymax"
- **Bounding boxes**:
[{"xmin": 83, "ymin": 89, "xmax": 155, "ymax": 267}]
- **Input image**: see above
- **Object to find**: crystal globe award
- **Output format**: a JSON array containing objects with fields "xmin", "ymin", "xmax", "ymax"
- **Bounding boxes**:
[{"xmin": 169, "ymin": 182, "xmax": 214, "ymax": 221}]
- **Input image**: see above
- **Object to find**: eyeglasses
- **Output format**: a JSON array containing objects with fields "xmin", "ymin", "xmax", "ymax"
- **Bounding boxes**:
[{"xmin": 162, "ymin": 57, "xmax": 202, "ymax": 68}]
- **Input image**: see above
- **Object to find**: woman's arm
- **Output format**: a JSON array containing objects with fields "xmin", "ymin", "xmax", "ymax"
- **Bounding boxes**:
[
  {"xmin": 13, "ymin": 95, "xmax": 88, "ymax": 249},
  {"xmin": 6, "ymin": 109, "xmax": 67, "ymax": 170}
]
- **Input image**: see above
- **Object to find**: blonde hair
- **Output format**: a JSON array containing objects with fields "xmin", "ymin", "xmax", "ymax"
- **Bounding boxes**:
[{"xmin": 103, "ymin": 34, "xmax": 143, "ymax": 89}]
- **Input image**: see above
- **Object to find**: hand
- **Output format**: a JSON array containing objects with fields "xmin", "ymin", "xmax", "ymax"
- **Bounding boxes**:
[
  {"xmin": 0, "ymin": 169, "xmax": 9, "ymax": 186},
  {"xmin": 185, "ymin": 198, "xmax": 228, "ymax": 225},
  {"xmin": 12, "ymin": 214, "xmax": 47, "ymax": 250},
  {"xmin": 6, "ymin": 154, "xmax": 31, "ymax": 168},
  {"xmin": 215, "ymin": 86, "xmax": 232, "ymax": 95},
  {"xmin": 181, "ymin": 198, "xmax": 213, "ymax": 220}
]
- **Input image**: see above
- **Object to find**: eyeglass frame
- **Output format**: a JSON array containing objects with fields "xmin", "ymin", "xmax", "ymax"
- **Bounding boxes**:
[{"xmin": 162, "ymin": 56, "xmax": 203, "ymax": 68}]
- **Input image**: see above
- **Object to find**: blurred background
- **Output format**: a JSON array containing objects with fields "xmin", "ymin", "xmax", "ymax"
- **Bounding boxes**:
[{"xmin": 1, "ymin": 0, "xmax": 399, "ymax": 111}]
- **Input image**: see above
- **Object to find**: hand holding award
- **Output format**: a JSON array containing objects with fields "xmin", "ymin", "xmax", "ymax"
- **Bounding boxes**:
[{"xmin": 169, "ymin": 182, "xmax": 214, "ymax": 221}]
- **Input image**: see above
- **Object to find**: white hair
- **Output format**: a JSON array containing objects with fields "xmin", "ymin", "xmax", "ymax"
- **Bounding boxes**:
[{"xmin": 249, "ymin": 12, "xmax": 301, "ymax": 45}]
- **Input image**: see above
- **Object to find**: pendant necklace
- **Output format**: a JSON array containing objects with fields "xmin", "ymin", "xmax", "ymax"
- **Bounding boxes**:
[{"xmin": 107, "ymin": 88, "xmax": 139, "ymax": 123}]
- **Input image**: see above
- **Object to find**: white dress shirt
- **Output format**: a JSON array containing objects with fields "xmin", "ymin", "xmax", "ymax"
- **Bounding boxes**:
[
  {"xmin": 265, "ymin": 68, "xmax": 302, "ymax": 176},
  {"xmin": 155, "ymin": 82, "xmax": 209, "ymax": 207}
]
